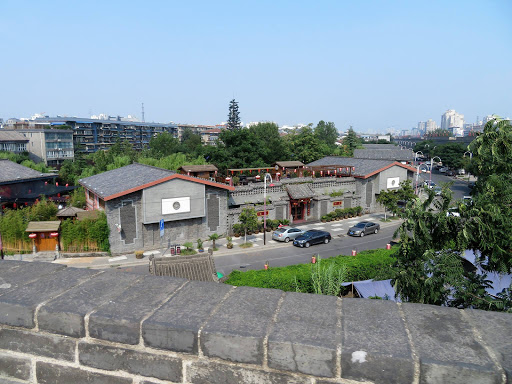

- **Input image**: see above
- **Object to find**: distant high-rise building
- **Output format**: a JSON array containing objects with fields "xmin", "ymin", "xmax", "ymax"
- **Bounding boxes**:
[
  {"xmin": 441, "ymin": 110, "xmax": 465, "ymax": 136},
  {"xmin": 418, "ymin": 119, "xmax": 438, "ymax": 134}
]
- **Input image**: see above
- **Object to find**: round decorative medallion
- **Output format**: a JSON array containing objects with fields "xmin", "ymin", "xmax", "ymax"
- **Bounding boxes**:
[{"xmin": 173, "ymin": 201, "xmax": 181, "ymax": 210}]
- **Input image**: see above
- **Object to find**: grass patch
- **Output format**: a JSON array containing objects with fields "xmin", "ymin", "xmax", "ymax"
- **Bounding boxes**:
[
  {"xmin": 239, "ymin": 242, "xmax": 253, "ymax": 249},
  {"xmin": 224, "ymin": 248, "xmax": 396, "ymax": 293},
  {"xmin": 181, "ymin": 249, "xmax": 197, "ymax": 255}
]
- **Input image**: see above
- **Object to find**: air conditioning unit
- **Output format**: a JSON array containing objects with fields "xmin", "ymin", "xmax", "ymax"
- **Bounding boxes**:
[{"xmin": 57, "ymin": 139, "xmax": 61, "ymax": 141}]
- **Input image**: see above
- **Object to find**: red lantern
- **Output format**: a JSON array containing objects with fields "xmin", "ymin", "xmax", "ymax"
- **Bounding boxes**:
[
  {"xmin": 50, "ymin": 232, "xmax": 59, "ymax": 237},
  {"xmin": 65, "ymin": 184, "xmax": 68, "ymax": 187},
  {"xmin": 255, "ymin": 175, "xmax": 261, "ymax": 179},
  {"xmin": 13, "ymin": 203, "xmax": 17, "ymax": 208},
  {"xmin": 320, "ymin": 171, "xmax": 323, "ymax": 176},
  {"xmin": 56, "ymin": 182, "xmax": 59, "ymax": 186},
  {"xmin": 29, "ymin": 233, "xmax": 37, "ymax": 239},
  {"xmin": 45, "ymin": 182, "xmax": 48, "ymax": 185}
]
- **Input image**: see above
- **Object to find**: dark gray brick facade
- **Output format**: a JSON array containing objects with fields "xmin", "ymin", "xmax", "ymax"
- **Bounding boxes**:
[{"xmin": 0, "ymin": 260, "xmax": 510, "ymax": 384}]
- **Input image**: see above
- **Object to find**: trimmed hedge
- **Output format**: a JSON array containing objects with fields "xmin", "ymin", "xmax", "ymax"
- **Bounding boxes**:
[{"xmin": 224, "ymin": 248, "xmax": 396, "ymax": 293}]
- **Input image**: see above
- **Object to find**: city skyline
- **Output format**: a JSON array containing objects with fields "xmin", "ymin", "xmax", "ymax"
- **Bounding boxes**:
[{"xmin": 1, "ymin": 0, "xmax": 511, "ymax": 133}]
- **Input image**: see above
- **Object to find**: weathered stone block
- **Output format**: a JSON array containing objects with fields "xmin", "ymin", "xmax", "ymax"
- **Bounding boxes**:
[
  {"xmin": 268, "ymin": 292, "xmax": 339, "ymax": 377},
  {"xmin": 0, "ymin": 328, "xmax": 75, "ymax": 361},
  {"xmin": 79, "ymin": 341, "xmax": 182, "ymax": 382},
  {"xmin": 36, "ymin": 362, "xmax": 132, "ymax": 384},
  {"xmin": 187, "ymin": 361, "xmax": 310, "ymax": 384},
  {"xmin": 0, "ymin": 268, "xmax": 98, "ymax": 328},
  {"xmin": 0, "ymin": 352, "xmax": 31, "ymax": 380},
  {"xmin": 201, "ymin": 286, "xmax": 282, "ymax": 364},
  {"xmin": 341, "ymin": 299, "xmax": 414, "ymax": 383},
  {"xmin": 0, "ymin": 261, "xmax": 66, "ymax": 294},
  {"xmin": 38, "ymin": 271, "xmax": 140, "ymax": 337},
  {"xmin": 467, "ymin": 309, "xmax": 512, "ymax": 382},
  {"xmin": 89, "ymin": 275, "xmax": 186, "ymax": 344},
  {"xmin": 402, "ymin": 303, "xmax": 502, "ymax": 384},
  {"xmin": 143, "ymin": 280, "xmax": 232, "ymax": 353}
]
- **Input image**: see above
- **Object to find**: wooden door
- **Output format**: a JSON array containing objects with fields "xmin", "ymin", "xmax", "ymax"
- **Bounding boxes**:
[{"xmin": 36, "ymin": 233, "xmax": 56, "ymax": 251}]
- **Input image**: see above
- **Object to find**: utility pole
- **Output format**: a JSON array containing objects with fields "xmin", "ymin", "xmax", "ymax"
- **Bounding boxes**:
[{"xmin": 141, "ymin": 103, "xmax": 145, "ymax": 123}]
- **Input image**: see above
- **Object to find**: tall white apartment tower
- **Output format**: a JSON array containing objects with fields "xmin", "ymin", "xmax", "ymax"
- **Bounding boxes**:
[{"xmin": 441, "ymin": 110, "xmax": 465, "ymax": 136}]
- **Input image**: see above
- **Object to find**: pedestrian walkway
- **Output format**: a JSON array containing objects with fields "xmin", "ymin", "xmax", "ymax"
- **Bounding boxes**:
[{"xmin": 4, "ymin": 212, "xmax": 392, "ymax": 269}]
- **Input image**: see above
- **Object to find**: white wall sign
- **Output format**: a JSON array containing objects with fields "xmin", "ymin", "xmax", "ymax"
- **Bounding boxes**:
[
  {"xmin": 387, "ymin": 177, "xmax": 400, "ymax": 188},
  {"xmin": 162, "ymin": 197, "xmax": 191, "ymax": 214}
]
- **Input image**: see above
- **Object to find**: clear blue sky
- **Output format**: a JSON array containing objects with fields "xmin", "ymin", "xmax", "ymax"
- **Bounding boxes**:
[{"xmin": 1, "ymin": 0, "xmax": 511, "ymax": 133}]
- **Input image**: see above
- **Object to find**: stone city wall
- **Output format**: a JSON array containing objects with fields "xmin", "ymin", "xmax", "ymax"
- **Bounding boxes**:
[{"xmin": 0, "ymin": 260, "xmax": 510, "ymax": 384}]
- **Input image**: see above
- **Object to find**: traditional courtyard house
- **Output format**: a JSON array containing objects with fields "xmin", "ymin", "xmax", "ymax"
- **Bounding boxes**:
[
  {"xmin": 227, "ymin": 157, "xmax": 416, "ymax": 231},
  {"xmin": 0, "ymin": 159, "xmax": 73, "ymax": 209},
  {"xmin": 307, "ymin": 157, "xmax": 417, "ymax": 212},
  {"xmin": 79, "ymin": 163, "xmax": 234, "ymax": 254},
  {"xmin": 178, "ymin": 164, "xmax": 218, "ymax": 180}
]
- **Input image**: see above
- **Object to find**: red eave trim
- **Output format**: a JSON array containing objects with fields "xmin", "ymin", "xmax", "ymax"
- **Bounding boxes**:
[
  {"xmin": 360, "ymin": 162, "xmax": 417, "ymax": 179},
  {"xmin": 103, "ymin": 174, "xmax": 234, "ymax": 201}
]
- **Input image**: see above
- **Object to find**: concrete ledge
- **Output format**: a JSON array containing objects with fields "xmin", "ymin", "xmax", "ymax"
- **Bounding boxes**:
[{"xmin": 0, "ymin": 259, "xmax": 510, "ymax": 384}]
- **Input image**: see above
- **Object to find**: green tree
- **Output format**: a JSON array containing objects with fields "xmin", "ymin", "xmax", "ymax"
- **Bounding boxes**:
[
  {"xmin": 392, "ymin": 188, "xmax": 467, "ymax": 304},
  {"xmin": 249, "ymin": 122, "xmax": 290, "ymax": 164},
  {"xmin": 238, "ymin": 207, "xmax": 258, "ymax": 243},
  {"xmin": 465, "ymin": 118, "xmax": 512, "ymax": 273},
  {"xmin": 341, "ymin": 126, "xmax": 361, "ymax": 156},
  {"xmin": 180, "ymin": 129, "xmax": 204, "ymax": 157},
  {"xmin": 431, "ymin": 143, "xmax": 465, "ymax": 169},
  {"xmin": 145, "ymin": 132, "xmax": 181, "ymax": 159},
  {"xmin": 287, "ymin": 125, "xmax": 324, "ymax": 164},
  {"xmin": 376, "ymin": 180, "xmax": 416, "ymax": 219},
  {"xmin": 227, "ymin": 99, "xmax": 241, "ymax": 131},
  {"xmin": 314, "ymin": 121, "xmax": 338, "ymax": 154}
]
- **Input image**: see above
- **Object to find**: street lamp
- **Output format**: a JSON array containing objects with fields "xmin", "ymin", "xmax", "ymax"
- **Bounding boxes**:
[
  {"xmin": 464, "ymin": 151, "xmax": 473, "ymax": 181},
  {"xmin": 415, "ymin": 164, "xmax": 430, "ymax": 195},
  {"xmin": 263, "ymin": 173, "xmax": 273, "ymax": 245},
  {"xmin": 429, "ymin": 156, "xmax": 442, "ymax": 188},
  {"xmin": 414, "ymin": 151, "xmax": 424, "ymax": 166}
]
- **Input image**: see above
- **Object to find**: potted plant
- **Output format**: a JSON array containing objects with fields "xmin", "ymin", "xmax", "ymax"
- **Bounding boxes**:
[
  {"xmin": 321, "ymin": 215, "xmax": 327, "ymax": 223},
  {"xmin": 135, "ymin": 250, "xmax": 144, "ymax": 259},
  {"xmin": 208, "ymin": 233, "xmax": 220, "ymax": 250},
  {"xmin": 226, "ymin": 236, "xmax": 233, "ymax": 249},
  {"xmin": 197, "ymin": 238, "xmax": 204, "ymax": 252}
]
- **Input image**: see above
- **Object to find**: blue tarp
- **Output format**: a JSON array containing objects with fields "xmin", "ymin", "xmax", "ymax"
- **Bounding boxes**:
[
  {"xmin": 463, "ymin": 250, "xmax": 512, "ymax": 296},
  {"xmin": 342, "ymin": 279, "xmax": 400, "ymax": 302}
]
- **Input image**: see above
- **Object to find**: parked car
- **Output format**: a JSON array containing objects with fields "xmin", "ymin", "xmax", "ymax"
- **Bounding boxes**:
[
  {"xmin": 272, "ymin": 226, "xmax": 304, "ymax": 243},
  {"xmin": 446, "ymin": 169, "xmax": 456, "ymax": 176},
  {"xmin": 293, "ymin": 230, "xmax": 331, "ymax": 248},
  {"xmin": 439, "ymin": 167, "xmax": 448, "ymax": 173},
  {"xmin": 457, "ymin": 169, "xmax": 466, "ymax": 175},
  {"xmin": 423, "ymin": 180, "xmax": 436, "ymax": 189},
  {"xmin": 433, "ymin": 186, "xmax": 442, "ymax": 196},
  {"xmin": 447, "ymin": 207, "xmax": 460, "ymax": 217},
  {"xmin": 347, "ymin": 221, "xmax": 380, "ymax": 237}
]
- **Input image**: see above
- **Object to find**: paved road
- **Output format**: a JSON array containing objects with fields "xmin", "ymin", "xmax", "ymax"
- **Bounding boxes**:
[{"xmin": 416, "ymin": 169, "xmax": 472, "ymax": 201}]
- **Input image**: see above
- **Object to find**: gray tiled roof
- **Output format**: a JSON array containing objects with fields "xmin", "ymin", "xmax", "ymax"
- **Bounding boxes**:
[
  {"xmin": 179, "ymin": 164, "xmax": 218, "ymax": 172},
  {"xmin": 0, "ymin": 130, "xmax": 29, "ymax": 142},
  {"xmin": 0, "ymin": 159, "xmax": 53, "ymax": 183},
  {"xmin": 149, "ymin": 253, "xmax": 220, "ymax": 282},
  {"xmin": 286, "ymin": 184, "xmax": 315, "ymax": 199},
  {"xmin": 354, "ymin": 149, "xmax": 414, "ymax": 161},
  {"xmin": 275, "ymin": 161, "xmax": 305, "ymax": 168},
  {"xmin": 362, "ymin": 144, "xmax": 398, "ymax": 149},
  {"xmin": 79, "ymin": 163, "xmax": 175, "ymax": 199},
  {"xmin": 307, "ymin": 157, "xmax": 397, "ymax": 177}
]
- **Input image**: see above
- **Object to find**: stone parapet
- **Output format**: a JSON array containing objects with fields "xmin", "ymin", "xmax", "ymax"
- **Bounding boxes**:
[{"xmin": 0, "ymin": 260, "xmax": 510, "ymax": 384}]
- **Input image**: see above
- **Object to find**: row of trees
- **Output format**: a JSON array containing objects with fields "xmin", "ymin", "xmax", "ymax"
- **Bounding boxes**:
[{"xmin": 56, "ymin": 99, "xmax": 362, "ymax": 186}]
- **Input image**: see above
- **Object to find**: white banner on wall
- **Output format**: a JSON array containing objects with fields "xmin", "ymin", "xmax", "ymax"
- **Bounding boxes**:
[
  {"xmin": 387, "ymin": 177, "xmax": 400, "ymax": 189},
  {"xmin": 162, "ymin": 197, "xmax": 191, "ymax": 214}
]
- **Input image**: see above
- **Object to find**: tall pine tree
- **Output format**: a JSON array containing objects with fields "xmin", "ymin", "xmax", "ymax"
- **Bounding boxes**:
[{"xmin": 227, "ymin": 99, "xmax": 241, "ymax": 130}]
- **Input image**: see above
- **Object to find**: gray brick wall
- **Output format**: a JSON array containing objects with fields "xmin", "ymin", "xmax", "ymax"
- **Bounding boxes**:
[{"xmin": 1, "ymin": 260, "xmax": 508, "ymax": 384}]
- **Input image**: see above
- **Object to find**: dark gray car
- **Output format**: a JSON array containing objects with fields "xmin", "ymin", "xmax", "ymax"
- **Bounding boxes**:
[
  {"xmin": 272, "ymin": 226, "xmax": 304, "ymax": 243},
  {"xmin": 347, "ymin": 221, "xmax": 380, "ymax": 237}
]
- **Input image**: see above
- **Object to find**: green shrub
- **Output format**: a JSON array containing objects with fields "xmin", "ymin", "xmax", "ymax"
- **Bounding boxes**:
[{"xmin": 224, "ymin": 249, "xmax": 396, "ymax": 293}]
